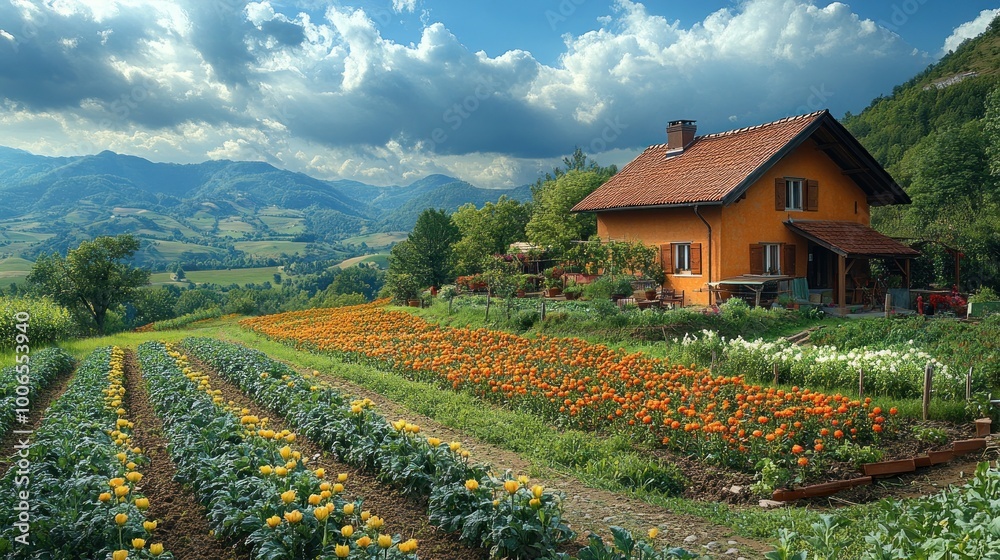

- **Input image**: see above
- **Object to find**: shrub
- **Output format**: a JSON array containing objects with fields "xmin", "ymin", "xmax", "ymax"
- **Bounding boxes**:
[{"xmin": 0, "ymin": 296, "xmax": 76, "ymax": 348}]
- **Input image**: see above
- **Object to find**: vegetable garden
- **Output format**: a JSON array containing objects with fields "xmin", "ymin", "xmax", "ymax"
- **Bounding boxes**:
[{"xmin": 0, "ymin": 301, "xmax": 997, "ymax": 559}]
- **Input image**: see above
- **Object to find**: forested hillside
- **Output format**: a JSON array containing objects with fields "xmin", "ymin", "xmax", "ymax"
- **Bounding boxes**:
[{"xmin": 843, "ymin": 16, "xmax": 1000, "ymax": 290}]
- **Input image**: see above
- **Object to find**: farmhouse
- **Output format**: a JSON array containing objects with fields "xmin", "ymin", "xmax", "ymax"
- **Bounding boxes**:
[{"xmin": 572, "ymin": 110, "xmax": 919, "ymax": 313}]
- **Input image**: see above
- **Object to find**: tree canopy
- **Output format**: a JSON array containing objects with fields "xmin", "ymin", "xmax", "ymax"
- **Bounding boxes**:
[
  {"xmin": 27, "ymin": 234, "xmax": 150, "ymax": 332},
  {"xmin": 525, "ymin": 169, "xmax": 609, "ymax": 254},
  {"xmin": 452, "ymin": 196, "xmax": 531, "ymax": 274}
]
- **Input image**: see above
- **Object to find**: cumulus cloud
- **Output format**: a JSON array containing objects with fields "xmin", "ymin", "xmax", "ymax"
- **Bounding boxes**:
[
  {"xmin": 941, "ymin": 8, "xmax": 999, "ymax": 56},
  {"xmin": 392, "ymin": 0, "xmax": 417, "ymax": 14},
  {"xmin": 0, "ymin": 0, "xmax": 933, "ymax": 187}
]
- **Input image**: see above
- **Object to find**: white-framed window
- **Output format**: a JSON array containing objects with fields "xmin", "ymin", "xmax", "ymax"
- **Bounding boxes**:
[
  {"xmin": 764, "ymin": 243, "xmax": 781, "ymax": 274},
  {"xmin": 785, "ymin": 179, "xmax": 803, "ymax": 211},
  {"xmin": 674, "ymin": 243, "xmax": 691, "ymax": 272}
]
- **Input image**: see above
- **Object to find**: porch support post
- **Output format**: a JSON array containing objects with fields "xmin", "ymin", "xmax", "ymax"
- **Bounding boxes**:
[
  {"xmin": 838, "ymin": 254, "xmax": 847, "ymax": 316},
  {"xmin": 905, "ymin": 259, "xmax": 911, "ymax": 289}
]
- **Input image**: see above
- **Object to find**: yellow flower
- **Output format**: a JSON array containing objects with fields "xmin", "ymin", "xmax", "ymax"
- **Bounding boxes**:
[
  {"xmin": 116, "ymin": 452, "xmax": 128, "ymax": 463},
  {"xmin": 109, "ymin": 478, "xmax": 125, "ymax": 488},
  {"xmin": 399, "ymin": 539, "xmax": 418, "ymax": 554},
  {"xmin": 274, "ymin": 466, "xmax": 288, "ymax": 477},
  {"xmin": 284, "ymin": 433, "xmax": 295, "ymax": 443},
  {"xmin": 259, "ymin": 465, "xmax": 273, "ymax": 476},
  {"xmin": 343, "ymin": 503, "xmax": 355, "ymax": 515},
  {"xmin": 314, "ymin": 468, "xmax": 325, "ymax": 478},
  {"xmin": 132, "ymin": 538, "xmax": 145, "ymax": 549},
  {"xmin": 149, "ymin": 543, "xmax": 164, "ymax": 556},
  {"xmin": 285, "ymin": 460, "xmax": 297, "ymax": 470},
  {"xmin": 341, "ymin": 525, "xmax": 354, "ymax": 538},
  {"xmin": 126, "ymin": 462, "xmax": 137, "ymax": 471},
  {"xmin": 335, "ymin": 544, "xmax": 350, "ymax": 558},
  {"xmin": 427, "ymin": 437, "xmax": 441, "ymax": 447},
  {"xmin": 113, "ymin": 550, "xmax": 128, "ymax": 560},
  {"xmin": 367, "ymin": 515, "xmax": 384, "ymax": 529},
  {"xmin": 280, "ymin": 490, "xmax": 296, "ymax": 504},
  {"xmin": 314, "ymin": 507, "xmax": 330, "ymax": 522},
  {"xmin": 648, "ymin": 527, "xmax": 659, "ymax": 539},
  {"xmin": 503, "ymin": 480, "xmax": 520, "ymax": 495},
  {"xmin": 333, "ymin": 483, "xmax": 344, "ymax": 494},
  {"xmin": 351, "ymin": 405, "xmax": 363, "ymax": 414},
  {"xmin": 531, "ymin": 485, "xmax": 544, "ymax": 499},
  {"xmin": 99, "ymin": 492, "xmax": 112, "ymax": 503},
  {"xmin": 321, "ymin": 490, "xmax": 332, "ymax": 499},
  {"xmin": 378, "ymin": 534, "xmax": 393, "ymax": 549},
  {"xmin": 360, "ymin": 510, "xmax": 371, "ymax": 522},
  {"xmin": 143, "ymin": 520, "xmax": 157, "ymax": 532},
  {"xmin": 465, "ymin": 479, "xmax": 479, "ymax": 492},
  {"xmin": 115, "ymin": 513, "xmax": 128, "ymax": 526},
  {"xmin": 114, "ymin": 485, "xmax": 130, "ymax": 498},
  {"xmin": 308, "ymin": 494, "xmax": 321, "ymax": 506},
  {"xmin": 529, "ymin": 498, "xmax": 541, "ymax": 509},
  {"xmin": 126, "ymin": 472, "xmax": 142, "ymax": 484},
  {"xmin": 266, "ymin": 515, "xmax": 281, "ymax": 529},
  {"xmin": 320, "ymin": 482, "xmax": 332, "ymax": 491},
  {"xmin": 135, "ymin": 497, "xmax": 150, "ymax": 510},
  {"xmin": 132, "ymin": 447, "xmax": 142, "ymax": 454},
  {"xmin": 517, "ymin": 475, "xmax": 530, "ymax": 485},
  {"xmin": 284, "ymin": 510, "xmax": 303, "ymax": 524},
  {"xmin": 279, "ymin": 446, "xmax": 293, "ymax": 460},
  {"xmin": 356, "ymin": 535, "xmax": 372, "ymax": 548},
  {"xmin": 337, "ymin": 473, "xmax": 349, "ymax": 483}
]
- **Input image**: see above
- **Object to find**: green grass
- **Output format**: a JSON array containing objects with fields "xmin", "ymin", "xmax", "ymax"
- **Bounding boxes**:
[
  {"xmin": 233, "ymin": 240, "xmax": 309, "ymax": 258},
  {"xmin": 336, "ymin": 254, "xmax": 389, "ymax": 269},
  {"xmin": 149, "ymin": 266, "xmax": 285, "ymax": 287},
  {"xmin": 342, "ymin": 231, "xmax": 408, "ymax": 248},
  {"xmin": 0, "ymin": 256, "xmax": 32, "ymax": 288},
  {"xmin": 142, "ymin": 239, "xmax": 228, "ymax": 260}
]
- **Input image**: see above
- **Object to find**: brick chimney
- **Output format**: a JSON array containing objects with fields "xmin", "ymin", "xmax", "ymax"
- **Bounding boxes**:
[{"xmin": 666, "ymin": 120, "xmax": 696, "ymax": 154}]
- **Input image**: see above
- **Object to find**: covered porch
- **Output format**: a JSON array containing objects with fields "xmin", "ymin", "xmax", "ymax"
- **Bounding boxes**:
[{"xmin": 785, "ymin": 220, "xmax": 920, "ymax": 315}]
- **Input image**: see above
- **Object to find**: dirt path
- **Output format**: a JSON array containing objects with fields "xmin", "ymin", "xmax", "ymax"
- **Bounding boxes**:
[
  {"xmin": 181, "ymin": 351, "xmax": 486, "ymax": 560},
  {"xmin": 124, "ymin": 349, "xmax": 251, "ymax": 560},
  {"xmin": 273, "ymin": 359, "xmax": 772, "ymax": 558},
  {"xmin": 0, "ymin": 365, "xmax": 75, "ymax": 479}
]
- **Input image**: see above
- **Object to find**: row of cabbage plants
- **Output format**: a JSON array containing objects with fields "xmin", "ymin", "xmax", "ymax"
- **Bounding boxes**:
[
  {"xmin": 0, "ymin": 347, "xmax": 75, "ymax": 443},
  {"xmin": 138, "ymin": 340, "xmax": 416, "ymax": 560},
  {"xmin": 181, "ymin": 336, "xmax": 577, "ymax": 559},
  {"xmin": 0, "ymin": 346, "xmax": 169, "ymax": 559}
]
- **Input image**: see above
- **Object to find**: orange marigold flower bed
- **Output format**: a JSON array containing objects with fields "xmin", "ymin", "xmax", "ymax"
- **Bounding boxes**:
[{"xmin": 241, "ymin": 304, "xmax": 895, "ymax": 471}]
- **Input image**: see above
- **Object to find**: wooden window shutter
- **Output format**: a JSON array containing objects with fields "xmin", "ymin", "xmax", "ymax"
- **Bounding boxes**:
[
  {"xmin": 660, "ymin": 243, "xmax": 672, "ymax": 273},
  {"xmin": 749, "ymin": 244, "xmax": 764, "ymax": 275},
  {"xmin": 783, "ymin": 244, "xmax": 796, "ymax": 276},
  {"xmin": 690, "ymin": 243, "xmax": 702, "ymax": 274},
  {"xmin": 774, "ymin": 178, "xmax": 786, "ymax": 210},
  {"xmin": 806, "ymin": 179, "xmax": 819, "ymax": 211}
]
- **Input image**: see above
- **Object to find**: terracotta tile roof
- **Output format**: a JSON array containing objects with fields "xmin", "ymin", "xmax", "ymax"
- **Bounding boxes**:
[
  {"xmin": 573, "ymin": 110, "xmax": 827, "ymax": 212},
  {"xmin": 785, "ymin": 220, "xmax": 920, "ymax": 257}
]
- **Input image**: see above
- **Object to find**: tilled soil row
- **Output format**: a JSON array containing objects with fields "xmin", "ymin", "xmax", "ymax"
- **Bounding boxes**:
[
  {"xmin": 179, "ymin": 350, "xmax": 486, "ymax": 560},
  {"xmin": 123, "ymin": 349, "xmax": 251, "ymax": 560},
  {"xmin": 0, "ymin": 365, "xmax": 75, "ymax": 479}
]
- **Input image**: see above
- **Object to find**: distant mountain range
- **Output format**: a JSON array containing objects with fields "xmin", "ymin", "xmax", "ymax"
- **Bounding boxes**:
[{"xmin": 0, "ymin": 147, "xmax": 531, "ymax": 270}]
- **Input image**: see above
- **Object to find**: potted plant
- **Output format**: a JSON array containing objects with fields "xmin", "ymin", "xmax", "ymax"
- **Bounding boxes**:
[
  {"xmin": 610, "ymin": 276, "xmax": 635, "ymax": 301},
  {"xmin": 644, "ymin": 268, "xmax": 666, "ymax": 300},
  {"xmin": 776, "ymin": 293, "xmax": 795, "ymax": 310},
  {"xmin": 516, "ymin": 274, "xmax": 532, "ymax": 298},
  {"xmin": 563, "ymin": 281, "xmax": 584, "ymax": 301},
  {"xmin": 544, "ymin": 275, "xmax": 562, "ymax": 297}
]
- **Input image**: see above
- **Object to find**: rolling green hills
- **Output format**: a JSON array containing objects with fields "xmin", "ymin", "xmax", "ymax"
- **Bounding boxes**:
[{"xmin": 0, "ymin": 147, "xmax": 531, "ymax": 274}]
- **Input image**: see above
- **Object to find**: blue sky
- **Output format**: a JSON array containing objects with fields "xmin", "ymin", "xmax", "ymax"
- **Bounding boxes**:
[{"xmin": 1, "ymin": 0, "xmax": 998, "ymax": 188}]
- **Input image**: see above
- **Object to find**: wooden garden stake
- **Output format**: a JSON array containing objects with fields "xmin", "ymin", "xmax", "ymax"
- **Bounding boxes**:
[
  {"xmin": 858, "ymin": 368, "xmax": 864, "ymax": 400},
  {"xmin": 772, "ymin": 363, "xmax": 779, "ymax": 385},
  {"xmin": 485, "ymin": 291, "xmax": 491, "ymax": 322},
  {"xmin": 923, "ymin": 363, "xmax": 933, "ymax": 421},
  {"xmin": 711, "ymin": 350, "xmax": 717, "ymax": 373},
  {"xmin": 966, "ymin": 367, "xmax": 973, "ymax": 401},
  {"xmin": 540, "ymin": 298, "xmax": 545, "ymax": 322},
  {"xmin": 884, "ymin": 293, "xmax": 891, "ymax": 319}
]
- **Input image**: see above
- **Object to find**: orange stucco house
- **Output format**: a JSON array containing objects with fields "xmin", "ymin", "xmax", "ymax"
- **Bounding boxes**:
[{"xmin": 572, "ymin": 110, "xmax": 918, "ymax": 312}]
